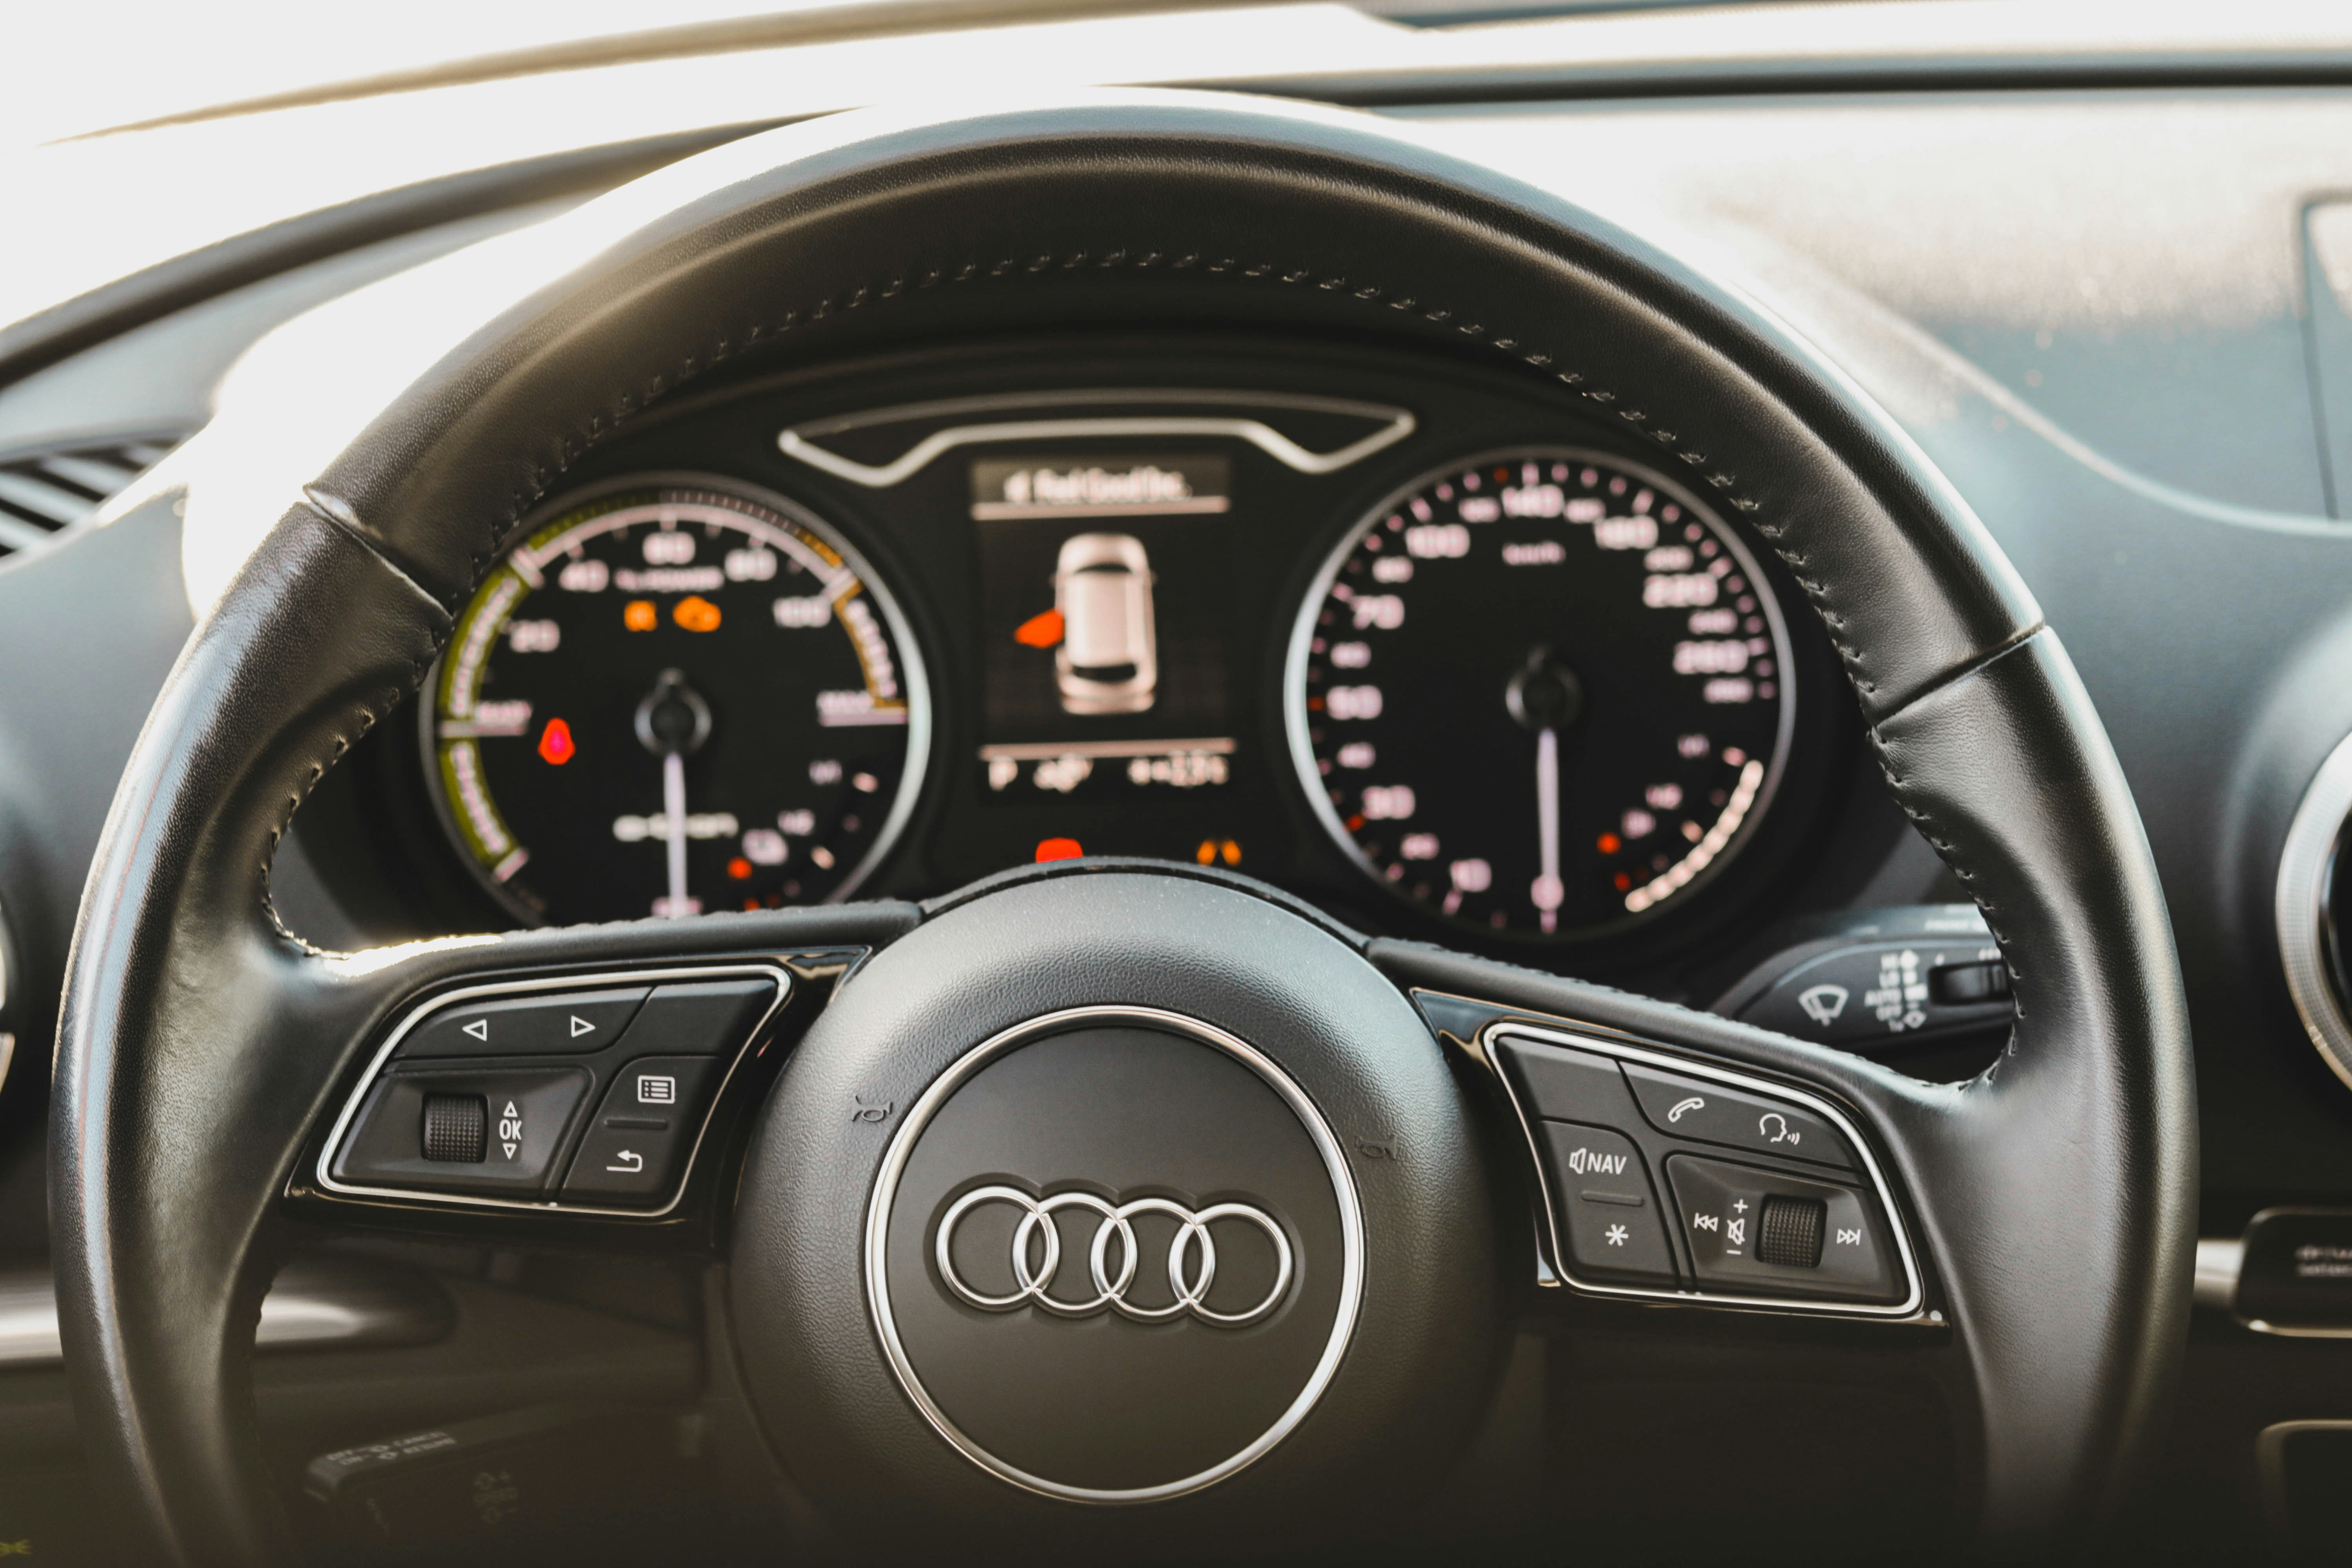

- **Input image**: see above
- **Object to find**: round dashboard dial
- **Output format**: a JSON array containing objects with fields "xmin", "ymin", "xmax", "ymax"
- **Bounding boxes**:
[
  {"xmin": 426, "ymin": 478, "xmax": 927, "ymax": 924},
  {"xmin": 1287, "ymin": 449, "xmax": 1795, "ymax": 939}
]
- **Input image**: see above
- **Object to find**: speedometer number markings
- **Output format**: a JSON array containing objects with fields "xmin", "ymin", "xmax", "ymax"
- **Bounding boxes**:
[{"xmin": 1289, "ymin": 450, "xmax": 1794, "ymax": 939}]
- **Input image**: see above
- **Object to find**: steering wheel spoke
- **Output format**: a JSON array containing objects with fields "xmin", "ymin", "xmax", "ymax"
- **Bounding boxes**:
[
  {"xmin": 1397, "ymin": 976, "xmax": 1935, "ymax": 1321},
  {"xmin": 278, "ymin": 912, "xmax": 905, "ymax": 1240}
]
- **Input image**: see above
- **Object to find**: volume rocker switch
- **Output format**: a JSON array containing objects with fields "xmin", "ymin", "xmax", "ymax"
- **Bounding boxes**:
[
  {"xmin": 1757, "ymin": 1195, "xmax": 1826, "ymax": 1268},
  {"xmin": 1664, "ymin": 1153, "xmax": 1902, "ymax": 1303}
]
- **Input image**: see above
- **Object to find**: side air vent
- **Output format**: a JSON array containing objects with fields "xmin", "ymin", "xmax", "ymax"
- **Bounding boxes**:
[
  {"xmin": 0, "ymin": 436, "xmax": 182, "ymax": 563},
  {"xmin": 2278, "ymin": 729, "xmax": 2352, "ymax": 1094}
]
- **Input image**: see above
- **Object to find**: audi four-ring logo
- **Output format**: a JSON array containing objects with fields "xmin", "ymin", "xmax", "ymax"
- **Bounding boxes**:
[{"xmin": 934, "ymin": 1187, "xmax": 1294, "ymax": 1327}]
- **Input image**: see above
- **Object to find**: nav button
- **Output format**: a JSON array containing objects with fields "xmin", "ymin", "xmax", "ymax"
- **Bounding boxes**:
[{"xmin": 1535, "ymin": 1122, "xmax": 1677, "ymax": 1287}]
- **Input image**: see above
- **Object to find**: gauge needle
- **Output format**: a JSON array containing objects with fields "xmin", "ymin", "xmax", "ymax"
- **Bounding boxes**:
[
  {"xmin": 1507, "ymin": 648, "xmax": 1580, "ymax": 934},
  {"xmin": 662, "ymin": 749, "xmax": 689, "ymax": 918},
  {"xmin": 1533, "ymin": 726, "xmax": 1563, "ymax": 934},
  {"xmin": 635, "ymin": 667, "xmax": 713, "ymax": 920}
]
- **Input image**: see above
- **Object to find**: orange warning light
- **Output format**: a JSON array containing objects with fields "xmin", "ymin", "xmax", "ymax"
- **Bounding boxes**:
[
  {"xmin": 1034, "ymin": 837, "xmax": 1083, "ymax": 863},
  {"xmin": 623, "ymin": 599, "xmax": 657, "ymax": 632},
  {"xmin": 537, "ymin": 718, "xmax": 575, "ymax": 766},
  {"xmin": 674, "ymin": 595, "xmax": 722, "ymax": 633},
  {"xmin": 1015, "ymin": 608, "xmax": 1065, "ymax": 648},
  {"xmin": 1195, "ymin": 839, "xmax": 1218, "ymax": 865},
  {"xmin": 1220, "ymin": 839, "xmax": 1242, "ymax": 866},
  {"xmin": 727, "ymin": 855, "xmax": 754, "ymax": 881},
  {"xmin": 1597, "ymin": 832, "xmax": 1622, "ymax": 855}
]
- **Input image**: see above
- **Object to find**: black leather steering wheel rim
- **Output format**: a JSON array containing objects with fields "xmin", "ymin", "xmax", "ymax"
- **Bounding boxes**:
[{"xmin": 51, "ymin": 91, "xmax": 2194, "ymax": 1564}]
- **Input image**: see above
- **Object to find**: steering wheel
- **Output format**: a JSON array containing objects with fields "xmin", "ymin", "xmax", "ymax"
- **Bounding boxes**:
[{"xmin": 50, "ymin": 92, "xmax": 2194, "ymax": 1564}]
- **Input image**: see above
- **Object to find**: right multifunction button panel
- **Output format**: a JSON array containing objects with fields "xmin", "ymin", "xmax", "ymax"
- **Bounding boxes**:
[
  {"xmin": 318, "ymin": 965, "xmax": 788, "ymax": 1216},
  {"xmin": 1490, "ymin": 1026, "xmax": 1920, "ymax": 1316}
]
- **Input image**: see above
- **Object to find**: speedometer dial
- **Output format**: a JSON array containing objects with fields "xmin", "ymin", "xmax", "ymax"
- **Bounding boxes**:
[
  {"xmin": 1287, "ymin": 450, "xmax": 1795, "ymax": 939},
  {"xmin": 426, "ymin": 477, "xmax": 927, "ymax": 924}
]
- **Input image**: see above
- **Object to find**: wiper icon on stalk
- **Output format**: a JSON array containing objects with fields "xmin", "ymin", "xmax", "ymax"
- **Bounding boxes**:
[{"xmin": 1798, "ymin": 984, "xmax": 1850, "ymax": 1027}]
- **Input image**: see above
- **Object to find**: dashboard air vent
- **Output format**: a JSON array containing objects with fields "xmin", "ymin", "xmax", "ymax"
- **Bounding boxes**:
[{"xmin": 0, "ymin": 436, "xmax": 180, "ymax": 563}]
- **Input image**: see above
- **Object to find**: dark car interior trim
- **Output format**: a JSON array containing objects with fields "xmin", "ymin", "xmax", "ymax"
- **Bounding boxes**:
[
  {"xmin": 27, "ymin": 11, "xmax": 2352, "ymax": 1551},
  {"xmin": 38, "ymin": 94, "xmax": 2192, "ymax": 1562}
]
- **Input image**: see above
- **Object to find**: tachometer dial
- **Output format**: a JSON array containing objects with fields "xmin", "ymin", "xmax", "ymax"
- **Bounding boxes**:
[
  {"xmin": 426, "ymin": 478, "xmax": 927, "ymax": 923},
  {"xmin": 1287, "ymin": 450, "xmax": 1794, "ymax": 939}
]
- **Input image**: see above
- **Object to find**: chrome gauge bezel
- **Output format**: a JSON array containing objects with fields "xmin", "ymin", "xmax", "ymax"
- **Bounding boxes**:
[
  {"xmin": 1281, "ymin": 445, "xmax": 1799, "ymax": 942},
  {"xmin": 419, "ymin": 471, "xmax": 933, "ymax": 926}
]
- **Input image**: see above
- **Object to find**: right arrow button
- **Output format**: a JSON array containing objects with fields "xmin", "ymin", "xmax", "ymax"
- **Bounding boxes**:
[{"xmin": 1620, "ymin": 1061, "xmax": 1856, "ymax": 1171}]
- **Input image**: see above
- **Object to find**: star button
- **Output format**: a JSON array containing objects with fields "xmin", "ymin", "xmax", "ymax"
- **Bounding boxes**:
[{"xmin": 1604, "ymin": 1223, "xmax": 1629, "ymax": 1247}]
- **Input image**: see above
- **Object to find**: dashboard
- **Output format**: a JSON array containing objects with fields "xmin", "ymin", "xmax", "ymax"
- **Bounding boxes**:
[
  {"xmin": 309, "ymin": 336, "xmax": 1872, "ymax": 980},
  {"xmin": 11, "ymin": 27, "xmax": 2352, "ymax": 1559}
]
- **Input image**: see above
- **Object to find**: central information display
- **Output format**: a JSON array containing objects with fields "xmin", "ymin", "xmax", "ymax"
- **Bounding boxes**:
[{"xmin": 971, "ymin": 454, "xmax": 1238, "ymax": 803}]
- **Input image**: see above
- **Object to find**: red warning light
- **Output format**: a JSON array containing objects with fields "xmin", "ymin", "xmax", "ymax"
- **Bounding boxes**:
[
  {"xmin": 727, "ymin": 856, "xmax": 754, "ymax": 881},
  {"xmin": 537, "ymin": 718, "xmax": 575, "ymax": 766},
  {"xmin": 1597, "ymin": 832, "xmax": 1622, "ymax": 855},
  {"xmin": 1034, "ymin": 837, "xmax": 1083, "ymax": 863},
  {"xmin": 1014, "ymin": 608, "xmax": 1065, "ymax": 648}
]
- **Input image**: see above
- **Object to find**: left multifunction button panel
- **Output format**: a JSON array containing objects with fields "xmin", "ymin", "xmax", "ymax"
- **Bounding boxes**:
[
  {"xmin": 318, "ymin": 967, "xmax": 788, "ymax": 1215},
  {"xmin": 1488, "ymin": 1024, "xmax": 1923, "ymax": 1319}
]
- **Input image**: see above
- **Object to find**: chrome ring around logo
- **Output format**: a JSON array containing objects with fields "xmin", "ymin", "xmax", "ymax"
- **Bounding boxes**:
[{"xmin": 934, "ymin": 1186, "xmax": 1294, "ymax": 1327}]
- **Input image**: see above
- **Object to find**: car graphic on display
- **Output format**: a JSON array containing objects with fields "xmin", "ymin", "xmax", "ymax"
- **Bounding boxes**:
[{"xmin": 1053, "ymin": 531, "xmax": 1157, "ymax": 716}]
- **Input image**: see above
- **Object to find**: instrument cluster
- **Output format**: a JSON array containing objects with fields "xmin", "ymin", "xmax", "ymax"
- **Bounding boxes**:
[{"xmin": 389, "ymin": 337, "xmax": 1851, "ymax": 964}]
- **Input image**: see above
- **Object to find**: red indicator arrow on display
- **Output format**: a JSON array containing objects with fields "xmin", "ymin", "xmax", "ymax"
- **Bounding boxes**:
[
  {"xmin": 1014, "ymin": 608, "xmax": 1064, "ymax": 648},
  {"xmin": 537, "ymin": 718, "xmax": 575, "ymax": 766}
]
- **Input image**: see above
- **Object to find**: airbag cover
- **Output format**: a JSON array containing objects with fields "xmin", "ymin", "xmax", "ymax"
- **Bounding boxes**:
[{"xmin": 875, "ymin": 1020, "xmax": 1353, "ymax": 1499}]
